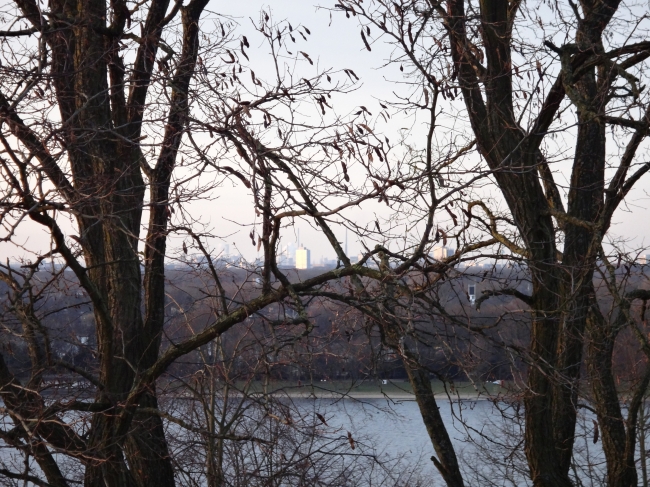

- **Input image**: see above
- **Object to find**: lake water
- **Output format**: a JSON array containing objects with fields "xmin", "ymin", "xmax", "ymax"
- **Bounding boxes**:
[
  {"xmin": 291, "ymin": 396, "xmax": 607, "ymax": 487},
  {"xmin": 304, "ymin": 398, "xmax": 508, "ymax": 486},
  {"xmin": 0, "ymin": 396, "xmax": 610, "ymax": 486}
]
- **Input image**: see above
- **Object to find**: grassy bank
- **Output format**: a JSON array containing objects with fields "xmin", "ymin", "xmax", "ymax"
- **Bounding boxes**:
[{"xmin": 223, "ymin": 380, "xmax": 509, "ymax": 399}]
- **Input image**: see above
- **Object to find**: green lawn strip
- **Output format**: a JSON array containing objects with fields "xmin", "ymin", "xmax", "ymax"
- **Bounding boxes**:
[{"xmin": 234, "ymin": 380, "xmax": 507, "ymax": 397}]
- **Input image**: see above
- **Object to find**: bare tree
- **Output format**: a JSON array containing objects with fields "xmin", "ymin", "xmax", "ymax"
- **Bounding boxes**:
[
  {"xmin": 332, "ymin": 0, "xmax": 650, "ymax": 486},
  {"xmin": 0, "ymin": 1, "xmax": 479, "ymax": 486},
  {"xmin": 5, "ymin": 0, "xmax": 648, "ymax": 486}
]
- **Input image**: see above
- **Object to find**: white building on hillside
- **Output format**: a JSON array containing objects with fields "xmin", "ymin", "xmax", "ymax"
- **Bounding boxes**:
[{"xmin": 468, "ymin": 284, "xmax": 477, "ymax": 305}]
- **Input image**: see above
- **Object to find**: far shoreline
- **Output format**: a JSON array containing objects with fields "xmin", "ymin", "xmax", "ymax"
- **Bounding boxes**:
[{"xmin": 273, "ymin": 391, "xmax": 498, "ymax": 400}]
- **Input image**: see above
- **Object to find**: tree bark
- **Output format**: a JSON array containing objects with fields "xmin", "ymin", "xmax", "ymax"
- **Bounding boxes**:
[{"xmin": 406, "ymin": 362, "xmax": 465, "ymax": 487}]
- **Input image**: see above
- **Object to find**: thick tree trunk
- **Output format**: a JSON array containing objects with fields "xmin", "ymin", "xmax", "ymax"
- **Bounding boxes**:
[
  {"xmin": 586, "ymin": 306, "xmax": 638, "ymax": 487},
  {"xmin": 444, "ymin": 0, "xmax": 622, "ymax": 482},
  {"xmin": 84, "ymin": 415, "xmax": 139, "ymax": 487},
  {"xmin": 124, "ymin": 394, "xmax": 176, "ymax": 487},
  {"xmin": 524, "ymin": 286, "xmax": 573, "ymax": 487}
]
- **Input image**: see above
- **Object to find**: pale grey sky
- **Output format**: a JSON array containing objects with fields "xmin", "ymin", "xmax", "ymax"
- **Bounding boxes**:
[{"xmin": 1, "ymin": 0, "xmax": 649, "ymax": 264}]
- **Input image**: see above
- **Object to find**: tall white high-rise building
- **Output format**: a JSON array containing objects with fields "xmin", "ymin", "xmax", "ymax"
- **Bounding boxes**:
[
  {"xmin": 433, "ymin": 246, "xmax": 454, "ymax": 260},
  {"xmin": 640, "ymin": 254, "xmax": 650, "ymax": 265},
  {"xmin": 295, "ymin": 245, "xmax": 311, "ymax": 269}
]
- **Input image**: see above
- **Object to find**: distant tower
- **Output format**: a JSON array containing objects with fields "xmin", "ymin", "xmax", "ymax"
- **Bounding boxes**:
[
  {"xmin": 345, "ymin": 228, "xmax": 348, "ymax": 257},
  {"xmin": 296, "ymin": 245, "xmax": 311, "ymax": 269},
  {"xmin": 433, "ymin": 246, "xmax": 454, "ymax": 260}
]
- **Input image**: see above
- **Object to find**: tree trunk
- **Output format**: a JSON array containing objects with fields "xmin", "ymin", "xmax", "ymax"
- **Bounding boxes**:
[
  {"xmin": 586, "ymin": 308, "xmax": 638, "ymax": 487},
  {"xmin": 405, "ymin": 362, "xmax": 465, "ymax": 487}
]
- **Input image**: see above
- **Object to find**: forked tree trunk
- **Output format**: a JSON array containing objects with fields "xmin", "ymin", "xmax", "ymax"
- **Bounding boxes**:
[
  {"xmin": 2, "ymin": 1, "xmax": 210, "ymax": 486},
  {"xmin": 442, "ymin": 0, "xmax": 625, "ymax": 483}
]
